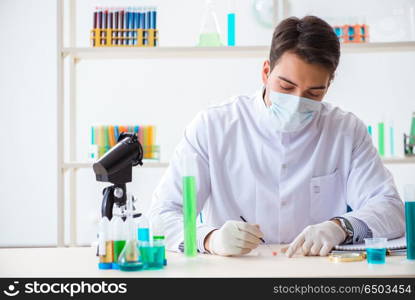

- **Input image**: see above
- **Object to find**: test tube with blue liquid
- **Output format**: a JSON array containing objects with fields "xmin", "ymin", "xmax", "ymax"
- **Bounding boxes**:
[
  {"xmin": 137, "ymin": 214, "xmax": 150, "ymax": 243},
  {"xmin": 139, "ymin": 217, "xmax": 166, "ymax": 269},
  {"xmin": 227, "ymin": 0, "xmax": 236, "ymax": 46},
  {"xmin": 403, "ymin": 184, "xmax": 415, "ymax": 262}
]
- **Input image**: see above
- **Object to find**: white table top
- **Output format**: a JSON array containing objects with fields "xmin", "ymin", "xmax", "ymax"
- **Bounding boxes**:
[{"xmin": 0, "ymin": 245, "xmax": 414, "ymax": 278}]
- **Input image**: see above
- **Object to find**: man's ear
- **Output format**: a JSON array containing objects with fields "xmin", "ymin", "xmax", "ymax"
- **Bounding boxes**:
[{"xmin": 261, "ymin": 60, "xmax": 270, "ymax": 85}]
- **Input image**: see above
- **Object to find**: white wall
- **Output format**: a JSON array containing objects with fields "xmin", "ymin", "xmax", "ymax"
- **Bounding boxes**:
[
  {"xmin": 1, "ymin": 0, "xmax": 414, "ymax": 246},
  {"xmin": 0, "ymin": 0, "xmax": 57, "ymax": 246}
]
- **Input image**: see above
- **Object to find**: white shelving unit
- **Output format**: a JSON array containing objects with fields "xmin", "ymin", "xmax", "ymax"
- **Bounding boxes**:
[
  {"xmin": 61, "ymin": 41, "xmax": 415, "ymax": 60},
  {"xmin": 62, "ymin": 161, "xmax": 169, "ymax": 170},
  {"xmin": 62, "ymin": 158, "xmax": 415, "ymax": 171},
  {"xmin": 57, "ymin": 0, "xmax": 415, "ymax": 247}
]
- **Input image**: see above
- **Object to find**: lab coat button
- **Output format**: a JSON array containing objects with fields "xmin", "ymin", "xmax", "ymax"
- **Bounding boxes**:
[
  {"xmin": 313, "ymin": 186, "xmax": 320, "ymax": 194},
  {"xmin": 282, "ymin": 164, "xmax": 287, "ymax": 169}
]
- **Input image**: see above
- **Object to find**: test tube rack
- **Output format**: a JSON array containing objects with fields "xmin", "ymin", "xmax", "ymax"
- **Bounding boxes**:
[
  {"xmin": 90, "ymin": 28, "xmax": 159, "ymax": 47},
  {"xmin": 91, "ymin": 125, "xmax": 160, "ymax": 161},
  {"xmin": 333, "ymin": 24, "xmax": 369, "ymax": 43}
]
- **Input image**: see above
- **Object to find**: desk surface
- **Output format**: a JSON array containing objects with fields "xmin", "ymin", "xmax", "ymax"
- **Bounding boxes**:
[{"xmin": 0, "ymin": 245, "xmax": 414, "ymax": 278}]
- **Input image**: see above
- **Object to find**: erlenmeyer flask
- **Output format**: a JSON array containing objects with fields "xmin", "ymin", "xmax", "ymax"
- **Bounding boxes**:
[
  {"xmin": 197, "ymin": 0, "xmax": 224, "ymax": 47},
  {"xmin": 118, "ymin": 194, "xmax": 143, "ymax": 271}
]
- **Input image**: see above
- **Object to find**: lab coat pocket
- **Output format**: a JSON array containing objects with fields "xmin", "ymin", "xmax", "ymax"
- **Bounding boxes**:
[{"xmin": 309, "ymin": 169, "xmax": 340, "ymax": 224}]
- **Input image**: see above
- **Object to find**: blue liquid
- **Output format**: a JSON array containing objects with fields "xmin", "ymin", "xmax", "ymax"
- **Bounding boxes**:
[
  {"xmin": 227, "ymin": 13, "xmax": 235, "ymax": 46},
  {"xmin": 119, "ymin": 261, "xmax": 143, "ymax": 272},
  {"xmin": 228, "ymin": 13, "xmax": 236, "ymax": 46},
  {"xmin": 366, "ymin": 248, "xmax": 386, "ymax": 264},
  {"xmin": 405, "ymin": 202, "xmax": 415, "ymax": 260},
  {"xmin": 138, "ymin": 228, "xmax": 149, "ymax": 242},
  {"xmin": 139, "ymin": 246, "xmax": 165, "ymax": 269}
]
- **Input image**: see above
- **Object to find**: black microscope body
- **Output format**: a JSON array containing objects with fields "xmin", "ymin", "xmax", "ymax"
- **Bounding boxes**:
[{"xmin": 92, "ymin": 132, "xmax": 143, "ymax": 220}]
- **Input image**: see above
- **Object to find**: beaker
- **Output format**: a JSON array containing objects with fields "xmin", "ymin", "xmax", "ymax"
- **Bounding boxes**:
[{"xmin": 197, "ymin": 0, "xmax": 223, "ymax": 47}]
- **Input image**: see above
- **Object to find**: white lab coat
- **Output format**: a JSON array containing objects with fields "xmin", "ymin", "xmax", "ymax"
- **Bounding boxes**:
[{"xmin": 149, "ymin": 89, "xmax": 405, "ymax": 252}]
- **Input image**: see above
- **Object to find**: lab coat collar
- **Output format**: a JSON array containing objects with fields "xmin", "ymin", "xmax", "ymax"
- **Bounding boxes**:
[{"xmin": 253, "ymin": 87, "xmax": 322, "ymax": 137}]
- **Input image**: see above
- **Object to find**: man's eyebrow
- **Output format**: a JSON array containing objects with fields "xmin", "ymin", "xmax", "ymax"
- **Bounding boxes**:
[
  {"xmin": 278, "ymin": 76, "xmax": 297, "ymax": 86},
  {"xmin": 278, "ymin": 76, "xmax": 326, "ymax": 90},
  {"xmin": 309, "ymin": 85, "xmax": 326, "ymax": 90}
]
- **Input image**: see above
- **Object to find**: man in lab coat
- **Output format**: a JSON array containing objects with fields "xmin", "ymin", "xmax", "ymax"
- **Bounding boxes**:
[{"xmin": 149, "ymin": 16, "xmax": 405, "ymax": 257}]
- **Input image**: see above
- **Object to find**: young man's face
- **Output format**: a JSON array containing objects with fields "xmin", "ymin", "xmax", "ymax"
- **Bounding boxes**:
[{"xmin": 261, "ymin": 51, "xmax": 332, "ymax": 106}]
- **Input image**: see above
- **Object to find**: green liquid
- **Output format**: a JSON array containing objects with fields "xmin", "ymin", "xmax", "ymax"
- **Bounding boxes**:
[
  {"xmin": 378, "ymin": 122, "xmax": 385, "ymax": 157},
  {"xmin": 410, "ymin": 113, "xmax": 415, "ymax": 154},
  {"xmin": 405, "ymin": 202, "xmax": 415, "ymax": 260},
  {"xmin": 139, "ymin": 246, "xmax": 165, "ymax": 269},
  {"xmin": 366, "ymin": 248, "xmax": 386, "ymax": 264},
  {"xmin": 113, "ymin": 240, "xmax": 126, "ymax": 262},
  {"xmin": 197, "ymin": 33, "xmax": 223, "ymax": 47},
  {"xmin": 183, "ymin": 176, "xmax": 197, "ymax": 257}
]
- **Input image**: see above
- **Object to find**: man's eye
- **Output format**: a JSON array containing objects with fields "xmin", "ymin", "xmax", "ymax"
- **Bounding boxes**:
[
  {"xmin": 280, "ymin": 85, "xmax": 293, "ymax": 91},
  {"xmin": 308, "ymin": 91, "xmax": 322, "ymax": 98}
]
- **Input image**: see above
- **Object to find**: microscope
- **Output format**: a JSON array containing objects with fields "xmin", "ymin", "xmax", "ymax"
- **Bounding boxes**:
[{"xmin": 92, "ymin": 132, "xmax": 143, "ymax": 220}]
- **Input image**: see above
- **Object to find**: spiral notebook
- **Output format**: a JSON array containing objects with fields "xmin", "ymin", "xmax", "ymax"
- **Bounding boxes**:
[{"xmin": 334, "ymin": 237, "xmax": 407, "ymax": 251}]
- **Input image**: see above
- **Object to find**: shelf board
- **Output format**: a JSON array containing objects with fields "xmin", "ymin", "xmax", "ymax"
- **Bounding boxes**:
[
  {"xmin": 62, "ymin": 42, "xmax": 415, "ymax": 60},
  {"xmin": 62, "ymin": 46, "xmax": 270, "ymax": 60},
  {"xmin": 341, "ymin": 41, "xmax": 415, "ymax": 53},
  {"xmin": 381, "ymin": 157, "xmax": 415, "ymax": 164},
  {"xmin": 62, "ymin": 161, "xmax": 169, "ymax": 170},
  {"xmin": 62, "ymin": 157, "xmax": 415, "ymax": 170}
]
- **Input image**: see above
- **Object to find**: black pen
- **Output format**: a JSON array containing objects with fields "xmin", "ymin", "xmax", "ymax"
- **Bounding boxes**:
[{"xmin": 240, "ymin": 216, "xmax": 266, "ymax": 243}]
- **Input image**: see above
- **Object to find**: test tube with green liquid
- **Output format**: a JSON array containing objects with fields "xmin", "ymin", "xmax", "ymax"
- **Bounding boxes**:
[
  {"xmin": 111, "ymin": 216, "xmax": 126, "ymax": 270},
  {"xmin": 410, "ymin": 112, "xmax": 415, "ymax": 155},
  {"xmin": 378, "ymin": 121, "xmax": 385, "ymax": 157},
  {"xmin": 182, "ymin": 153, "xmax": 198, "ymax": 257}
]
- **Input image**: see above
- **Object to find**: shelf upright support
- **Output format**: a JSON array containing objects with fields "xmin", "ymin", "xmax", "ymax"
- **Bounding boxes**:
[
  {"xmin": 69, "ymin": 0, "xmax": 76, "ymax": 48},
  {"xmin": 69, "ymin": 55, "xmax": 78, "ymax": 247},
  {"xmin": 57, "ymin": 0, "xmax": 65, "ymax": 247},
  {"xmin": 68, "ymin": 0, "xmax": 78, "ymax": 247}
]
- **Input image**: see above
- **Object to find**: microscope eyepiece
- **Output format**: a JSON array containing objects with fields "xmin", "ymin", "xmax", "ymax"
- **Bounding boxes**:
[{"xmin": 93, "ymin": 132, "xmax": 143, "ymax": 184}]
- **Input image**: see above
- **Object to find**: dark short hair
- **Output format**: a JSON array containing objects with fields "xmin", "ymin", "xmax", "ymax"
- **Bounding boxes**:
[{"xmin": 269, "ymin": 16, "xmax": 340, "ymax": 79}]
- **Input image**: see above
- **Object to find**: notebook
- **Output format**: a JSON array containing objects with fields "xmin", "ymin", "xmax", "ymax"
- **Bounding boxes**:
[{"xmin": 334, "ymin": 237, "xmax": 407, "ymax": 251}]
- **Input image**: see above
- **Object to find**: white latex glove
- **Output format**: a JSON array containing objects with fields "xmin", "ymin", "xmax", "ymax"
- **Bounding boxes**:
[
  {"xmin": 208, "ymin": 220, "xmax": 264, "ymax": 256},
  {"xmin": 283, "ymin": 221, "xmax": 347, "ymax": 257}
]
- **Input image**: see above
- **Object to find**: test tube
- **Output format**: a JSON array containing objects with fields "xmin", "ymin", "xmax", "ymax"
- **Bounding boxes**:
[
  {"xmin": 410, "ymin": 112, "xmax": 415, "ymax": 155},
  {"xmin": 367, "ymin": 125, "xmax": 372, "ymax": 137},
  {"xmin": 389, "ymin": 120, "xmax": 395, "ymax": 157},
  {"xmin": 404, "ymin": 185, "xmax": 415, "ymax": 261},
  {"xmin": 98, "ymin": 217, "xmax": 113, "ymax": 269},
  {"xmin": 111, "ymin": 216, "xmax": 126, "ymax": 269},
  {"xmin": 137, "ymin": 214, "xmax": 150, "ymax": 243},
  {"xmin": 378, "ymin": 120, "xmax": 385, "ymax": 157},
  {"xmin": 182, "ymin": 152, "xmax": 198, "ymax": 257},
  {"xmin": 227, "ymin": 0, "xmax": 236, "ymax": 46}
]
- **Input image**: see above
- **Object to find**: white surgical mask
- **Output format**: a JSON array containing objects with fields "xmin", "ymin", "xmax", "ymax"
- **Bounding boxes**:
[{"xmin": 267, "ymin": 90, "xmax": 322, "ymax": 132}]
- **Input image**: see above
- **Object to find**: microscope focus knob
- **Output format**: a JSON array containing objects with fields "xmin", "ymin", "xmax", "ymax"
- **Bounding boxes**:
[{"xmin": 114, "ymin": 187, "xmax": 124, "ymax": 199}]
